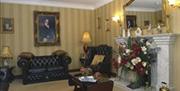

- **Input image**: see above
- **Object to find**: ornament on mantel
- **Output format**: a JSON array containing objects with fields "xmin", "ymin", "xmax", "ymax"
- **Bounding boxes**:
[
  {"xmin": 148, "ymin": 24, "xmax": 152, "ymax": 31},
  {"xmin": 157, "ymin": 23, "xmax": 162, "ymax": 33},
  {"xmin": 127, "ymin": 29, "xmax": 131, "ymax": 37},
  {"xmin": 135, "ymin": 27, "xmax": 142, "ymax": 37}
]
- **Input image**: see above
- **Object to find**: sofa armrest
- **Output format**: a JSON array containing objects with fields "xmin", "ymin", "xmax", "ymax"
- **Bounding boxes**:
[
  {"xmin": 17, "ymin": 57, "xmax": 30, "ymax": 69},
  {"xmin": 62, "ymin": 56, "xmax": 72, "ymax": 65}
]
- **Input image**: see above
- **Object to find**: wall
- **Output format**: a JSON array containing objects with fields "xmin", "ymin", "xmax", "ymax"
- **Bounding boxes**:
[
  {"xmin": 0, "ymin": 3, "xmax": 96, "ymax": 75},
  {"xmin": 170, "ymin": 7, "xmax": 180, "ymax": 91},
  {"xmin": 94, "ymin": 0, "xmax": 123, "ymax": 49}
]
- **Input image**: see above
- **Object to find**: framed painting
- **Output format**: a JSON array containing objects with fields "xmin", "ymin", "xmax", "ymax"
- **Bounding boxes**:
[
  {"xmin": 34, "ymin": 11, "xmax": 60, "ymax": 46},
  {"xmin": 0, "ymin": 17, "xmax": 14, "ymax": 33},
  {"xmin": 126, "ymin": 15, "xmax": 137, "ymax": 28}
]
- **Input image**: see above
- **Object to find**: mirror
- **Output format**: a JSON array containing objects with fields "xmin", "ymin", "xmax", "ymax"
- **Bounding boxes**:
[{"xmin": 124, "ymin": 0, "xmax": 165, "ymax": 29}]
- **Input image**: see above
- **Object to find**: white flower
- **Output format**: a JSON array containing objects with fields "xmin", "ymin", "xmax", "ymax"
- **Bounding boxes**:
[
  {"xmin": 146, "ymin": 41, "xmax": 151, "ymax": 46},
  {"xmin": 145, "ymin": 70, "xmax": 148, "ymax": 74},
  {"xmin": 141, "ymin": 46, "xmax": 147, "ymax": 52},
  {"xmin": 140, "ymin": 39, "xmax": 144, "ymax": 43},
  {"xmin": 131, "ymin": 57, "xmax": 141, "ymax": 65},
  {"xmin": 122, "ymin": 44, "xmax": 126, "ymax": 48},
  {"xmin": 125, "ymin": 49, "xmax": 131, "ymax": 54},
  {"xmin": 142, "ymin": 62, "xmax": 147, "ymax": 67},
  {"xmin": 144, "ymin": 52, "xmax": 147, "ymax": 54},
  {"xmin": 131, "ymin": 58, "xmax": 137, "ymax": 65},
  {"xmin": 118, "ymin": 55, "xmax": 121, "ymax": 64},
  {"xmin": 130, "ymin": 66, "xmax": 134, "ymax": 70},
  {"xmin": 136, "ymin": 57, "xmax": 142, "ymax": 62}
]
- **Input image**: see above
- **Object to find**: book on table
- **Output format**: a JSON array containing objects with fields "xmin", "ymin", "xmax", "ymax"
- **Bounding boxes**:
[{"xmin": 78, "ymin": 76, "xmax": 96, "ymax": 82}]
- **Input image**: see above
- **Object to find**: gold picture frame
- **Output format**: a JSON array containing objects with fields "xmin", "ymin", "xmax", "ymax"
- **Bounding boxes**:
[
  {"xmin": 34, "ymin": 11, "xmax": 60, "ymax": 46},
  {"xmin": 0, "ymin": 17, "xmax": 14, "ymax": 33}
]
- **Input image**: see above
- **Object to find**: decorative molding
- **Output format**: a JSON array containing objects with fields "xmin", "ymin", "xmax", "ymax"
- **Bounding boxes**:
[
  {"xmin": 126, "ymin": 7, "xmax": 162, "ymax": 12},
  {"xmin": 0, "ymin": 0, "xmax": 112, "ymax": 10}
]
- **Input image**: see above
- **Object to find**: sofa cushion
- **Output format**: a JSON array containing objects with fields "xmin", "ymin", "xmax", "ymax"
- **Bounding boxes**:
[
  {"xmin": 91, "ymin": 55, "xmax": 105, "ymax": 65},
  {"xmin": 19, "ymin": 52, "xmax": 34, "ymax": 58},
  {"xmin": 52, "ymin": 50, "xmax": 67, "ymax": 56}
]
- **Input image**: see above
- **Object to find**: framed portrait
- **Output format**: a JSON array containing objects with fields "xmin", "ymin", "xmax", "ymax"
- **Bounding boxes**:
[
  {"xmin": 126, "ymin": 15, "xmax": 137, "ymax": 28},
  {"xmin": 34, "ymin": 11, "xmax": 60, "ymax": 46},
  {"xmin": 0, "ymin": 17, "xmax": 14, "ymax": 33}
]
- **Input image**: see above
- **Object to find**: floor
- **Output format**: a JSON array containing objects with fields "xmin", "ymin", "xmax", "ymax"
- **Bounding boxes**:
[{"xmin": 9, "ymin": 80, "xmax": 121, "ymax": 91}]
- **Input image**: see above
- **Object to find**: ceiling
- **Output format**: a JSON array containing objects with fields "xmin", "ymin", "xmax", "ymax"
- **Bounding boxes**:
[
  {"xmin": 126, "ymin": 0, "xmax": 162, "ymax": 12},
  {"xmin": 1, "ymin": 0, "xmax": 162, "ymax": 11},
  {"xmin": 0, "ymin": 0, "xmax": 113, "ymax": 10}
]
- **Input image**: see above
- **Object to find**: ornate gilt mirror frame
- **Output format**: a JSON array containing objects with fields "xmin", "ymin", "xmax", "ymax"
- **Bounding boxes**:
[{"xmin": 123, "ymin": 0, "xmax": 170, "ymax": 33}]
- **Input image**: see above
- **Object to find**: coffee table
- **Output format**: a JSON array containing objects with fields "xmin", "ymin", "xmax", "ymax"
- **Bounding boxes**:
[{"xmin": 68, "ymin": 75, "xmax": 97, "ymax": 91}]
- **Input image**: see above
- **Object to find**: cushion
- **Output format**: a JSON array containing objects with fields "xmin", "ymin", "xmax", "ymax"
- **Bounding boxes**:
[
  {"xmin": 91, "ymin": 55, "xmax": 105, "ymax": 65},
  {"xmin": 52, "ymin": 50, "xmax": 67, "ymax": 56},
  {"xmin": 19, "ymin": 52, "xmax": 34, "ymax": 58}
]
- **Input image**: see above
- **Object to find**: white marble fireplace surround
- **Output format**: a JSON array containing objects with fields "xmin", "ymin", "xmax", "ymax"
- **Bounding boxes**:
[{"xmin": 114, "ymin": 33, "xmax": 177, "ymax": 91}]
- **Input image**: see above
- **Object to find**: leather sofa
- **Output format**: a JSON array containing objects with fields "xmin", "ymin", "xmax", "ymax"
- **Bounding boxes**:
[
  {"xmin": 0, "ymin": 67, "xmax": 11, "ymax": 91},
  {"xmin": 17, "ymin": 52, "xmax": 71, "ymax": 84},
  {"xmin": 84, "ymin": 45, "xmax": 112, "ymax": 77}
]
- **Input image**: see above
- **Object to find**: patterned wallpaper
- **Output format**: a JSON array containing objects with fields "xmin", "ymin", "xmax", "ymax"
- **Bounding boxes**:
[
  {"xmin": 0, "ymin": 2, "xmax": 179, "ymax": 89},
  {"xmin": 0, "ymin": 3, "xmax": 96, "ymax": 74},
  {"xmin": 94, "ymin": 0, "xmax": 124, "ymax": 49}
]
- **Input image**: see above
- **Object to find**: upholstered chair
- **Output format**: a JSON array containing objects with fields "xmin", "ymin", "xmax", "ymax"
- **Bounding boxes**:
[{"xmin": 83, "ymin": 45, "xmax": 112, "ymax": 77}]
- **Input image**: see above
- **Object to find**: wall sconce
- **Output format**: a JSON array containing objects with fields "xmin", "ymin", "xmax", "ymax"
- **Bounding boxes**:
[
  {"xmin": 168, "ymin": 0, "xmax": 180, "ymax": 7},
  {"xmin": 112, "ymin": 16, "xmax": 121, "ymax": 26}
]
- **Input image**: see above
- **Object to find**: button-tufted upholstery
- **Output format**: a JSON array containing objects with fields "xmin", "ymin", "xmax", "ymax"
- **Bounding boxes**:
[
  {"xmin": 0, "ymin": 67, "xmax": 11, "ymax": 91},
  {"xmin": 84, "ymin": 45, "xmax": 112, "ymax": 77},
  {"xmin": 17, "ymin": 53, "xmax": 71, "ymax": 84}
]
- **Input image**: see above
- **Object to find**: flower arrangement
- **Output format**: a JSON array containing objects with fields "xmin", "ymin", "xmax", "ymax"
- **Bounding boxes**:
[
  {"xmin": 80, "ymin": 67, "xmax": 92, "ymax": 76},
  {"xmin": 118, "ymin": 37, "xmax": 159, "ymax": 88}
]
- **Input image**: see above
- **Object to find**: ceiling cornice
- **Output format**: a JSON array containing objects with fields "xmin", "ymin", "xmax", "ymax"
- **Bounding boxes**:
[
  {"xmin": 0, "ymin": 0, "xmax": 112, "ymax": 10},
  {"xmin": 95, "ymin": 0, "xmax": 113, "ymax": 9},
  {"xmin": 126, "ymin": 7, "xmax": 162, "ymax": 12}
]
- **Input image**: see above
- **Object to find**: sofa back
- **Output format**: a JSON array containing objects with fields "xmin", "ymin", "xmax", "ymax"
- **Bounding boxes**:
[
  {"xmin": 18, "ymin": 55, "xmax": 71, "ymax": 69},
  {"xmin": 30, "ymin": 56, "xmax": 61, "ymax": 69},
  {"xmin": 85, "ymin": 45, "xmax": 112, "ymax": 66}
]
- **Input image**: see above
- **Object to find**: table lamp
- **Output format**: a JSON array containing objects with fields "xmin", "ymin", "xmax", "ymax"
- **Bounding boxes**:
[
  {"xmin": 81, "ymin": 31, "xmax": 91, "ymax": 55},
  {"xmin": 0, "ymin": 46, "xmax": 13, "ymax": 66}
]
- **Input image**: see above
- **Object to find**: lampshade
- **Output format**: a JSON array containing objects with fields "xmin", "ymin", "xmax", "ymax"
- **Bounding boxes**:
[
  {"xmin": 81, "ymin": 32, "xmax": 91, "ymax": 44},
  {"xmin": 0, "ymin": 46, "xmax": 13, "ymax": 58},
  {"xmin": 168, "ymin": 0, "xmax": 180, "ymax": 7},
  {"xmin": 112, "ymin": 16, "xmax": 120, "ymax": 22}
]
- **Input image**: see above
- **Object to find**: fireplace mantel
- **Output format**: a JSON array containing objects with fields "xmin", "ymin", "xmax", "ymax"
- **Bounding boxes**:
[{"xmin": 115, "ymin": 33, "xmax": 178, "ymax": 91}]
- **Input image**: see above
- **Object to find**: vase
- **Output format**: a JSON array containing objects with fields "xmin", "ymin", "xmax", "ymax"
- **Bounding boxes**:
[{"xmin": 127, "ymin": 72, "xmax": 144, "ymax": 89}]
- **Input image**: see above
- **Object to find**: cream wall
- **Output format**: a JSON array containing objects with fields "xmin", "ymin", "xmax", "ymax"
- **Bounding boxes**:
[
  {"xmin": 94, "ymin": 0, "xmax": 123, "ymax": 49},
  {"xmin": 170, "ymin": 7, "xmax": 180, "ymax": 91},
  {"xmin": 0, "ymin": 1, "xmax": 180, "ymax": 90},
  {"xmin": 0, "ymin": 3, "xmax": 96, "ymax": 75}
]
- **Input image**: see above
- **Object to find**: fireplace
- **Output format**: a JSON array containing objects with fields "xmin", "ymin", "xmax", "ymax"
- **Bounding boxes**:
[{"xmin": 115, "ymin": 33, "xmax": 177, "ymax": 91}]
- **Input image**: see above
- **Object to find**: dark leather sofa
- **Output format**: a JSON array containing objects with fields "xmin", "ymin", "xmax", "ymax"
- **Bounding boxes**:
[
  {"xmin": 84, "ymin": 45, "xmax": 112, "ymax": 77},
  {"xmin": 17, "ymin": 52, "xmax": 71, "ymax": 84},
  {"xmin": 0, "ymin": 67, "xmax": 13, "ymax": 91}
]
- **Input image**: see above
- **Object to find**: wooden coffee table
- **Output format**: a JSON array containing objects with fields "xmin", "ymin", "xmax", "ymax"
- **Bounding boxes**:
[{"xmin": 68, "ymin": 75, "xmax": 97, "ymax": 91}]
